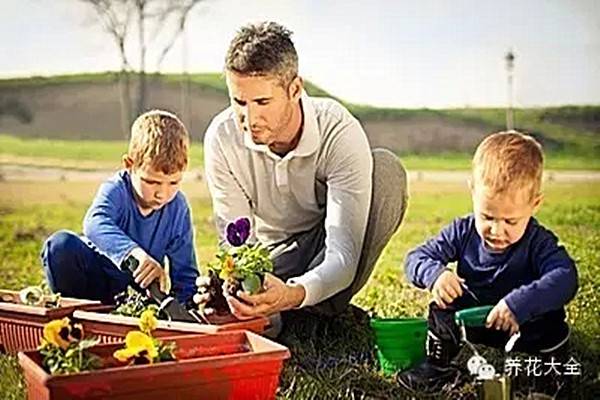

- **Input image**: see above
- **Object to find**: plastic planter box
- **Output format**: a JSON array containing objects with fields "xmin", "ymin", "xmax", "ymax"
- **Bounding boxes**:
[
  {"xmin": 0, "ymin": 290, "xmax": 110, "ymax": 354},
  {"xmin": 19, "ymin": 331, "xmax": 290, "ymax": 400},
  {"xmin": 73, "ymin": 309, "xmax": 269, "ymax": 337},
  {"xmin": 370, "ymin": 317, "xmax": 427, "ymax": 375}
]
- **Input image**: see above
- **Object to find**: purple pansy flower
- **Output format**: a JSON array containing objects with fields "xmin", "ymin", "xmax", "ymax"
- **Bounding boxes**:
[{"xmin": 225, "ymin": 217, "xmax": 251, "ymax": 247}]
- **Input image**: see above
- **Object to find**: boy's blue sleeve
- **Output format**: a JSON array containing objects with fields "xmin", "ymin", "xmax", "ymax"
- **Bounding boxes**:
[
  {"xmin": 405, "ymin": 217, "xmax": 466, "ymax": 289},
  {"xmin": 166, "ymin": 197, "xmax": 199, "ymax": 303},
  {"xmin": 503, "ymin": 230, "xmax": 578, "ymax": 325},
  {"xmin": 83, "ymin": 180, "xmax": 137, "ymax": 269}
]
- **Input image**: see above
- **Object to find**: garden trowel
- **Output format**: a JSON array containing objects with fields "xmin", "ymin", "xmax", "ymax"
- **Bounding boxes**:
[
  {"xmin": 123, "ymin": 256, "xmax": 210, "ymax": 324},
  {"xmin": 455, "ymin": 305, "xmax": 518, "ymax": 400}
]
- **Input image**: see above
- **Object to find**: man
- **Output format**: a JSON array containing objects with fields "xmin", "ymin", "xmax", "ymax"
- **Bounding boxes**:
[{"xmin": 203, "ymin": 21, "xmax": 407, "ymax": 323}]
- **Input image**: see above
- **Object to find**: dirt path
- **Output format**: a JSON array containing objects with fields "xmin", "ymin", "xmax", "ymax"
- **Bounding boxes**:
[
  {"xmin": 1, "ymin": 164, "xmax": 599, "ymax": 183},
  {"xmin": 0, "ymin": 164, "xmax": 203, "ymax": 182}
]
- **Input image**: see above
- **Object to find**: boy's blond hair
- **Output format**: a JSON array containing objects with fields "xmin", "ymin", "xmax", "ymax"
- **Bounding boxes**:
[
  {"xmin": 472, "ymin": 130, "xmax": 544, "ymax": 200},
  {"xmin": 128, "ymin": 110, "xmax": 189, "ymax": 174}
]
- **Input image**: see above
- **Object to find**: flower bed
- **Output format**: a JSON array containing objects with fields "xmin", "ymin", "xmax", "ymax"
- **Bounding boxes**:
[
  {"xmin": 0, "ymin": 289, "xmax": 110, "ymax": 354},
  {"xmin": 19, "ymin": 331, "xmax": 290, "ymax": 400},
  {"xmin": 73, "ymin": 308, "xmax": 269, "ymax": 338}
]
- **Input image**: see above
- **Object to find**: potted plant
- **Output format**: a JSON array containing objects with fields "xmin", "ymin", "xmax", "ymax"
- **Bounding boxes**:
[
  {"xmin": 73, "ymin": 284, "xmax": 269, "ymax": 338},
  {"xmin": 196, "ymin": 217, "xmax": 273, "ymax": 317},
  {"xmin": 19, "ymin": 310, "xmax": 290, "ymax": 400},
  {"xmin": 36, "ymin": 308, "xmax": 173, "ymax": 373},
  {"xmin": 0, "ymin": 284, "xmax": 108, "ymax": 354}
]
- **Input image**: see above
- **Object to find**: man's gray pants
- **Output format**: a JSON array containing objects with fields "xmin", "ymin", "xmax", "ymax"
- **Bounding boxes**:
[{"xmin": 271, "ymin": 148, "xmax": 408, "ymax": 316}]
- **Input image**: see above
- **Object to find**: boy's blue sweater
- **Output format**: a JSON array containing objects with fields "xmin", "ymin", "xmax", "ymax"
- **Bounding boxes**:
[
  {"xmin": 83, "ymin": 170, "xmax": 198, "ymax": 303},
  {"xmin": 405, "ymin": 215, "xmax": 578, "ymax": 325}
]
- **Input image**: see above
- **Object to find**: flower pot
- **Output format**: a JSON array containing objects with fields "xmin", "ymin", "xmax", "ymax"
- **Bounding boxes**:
[
  {"xmin": 0, "ymin": 290, "xmax": 111, "ymax": 354},
  {"xmin": 18, "ymin": 331, "xmax": 290, "ymax": 400},
  {"xmin": 73, "ymin": 308, "xmax": 269, "ymax": 338},
  {"xmin": 370, "ymin": 317, "xmax": 427, "ymax": 375}
]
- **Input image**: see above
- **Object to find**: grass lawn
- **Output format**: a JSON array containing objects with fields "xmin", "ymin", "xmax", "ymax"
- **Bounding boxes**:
[
  {"xmin": 0, "ymin": 179, "xmax": 598, "ymax": 399},
  {"xmin": 2, "ymin": 134, "xmax": 600, "ymax": 171}
]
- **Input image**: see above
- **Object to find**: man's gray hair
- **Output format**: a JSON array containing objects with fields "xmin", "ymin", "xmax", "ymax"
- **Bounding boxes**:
[{"xmin": 225, "ymin": 21, "xmax": 298, "ymax": 87}]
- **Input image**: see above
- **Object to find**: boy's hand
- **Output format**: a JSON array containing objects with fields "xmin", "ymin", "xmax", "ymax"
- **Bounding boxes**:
[
  {"xmin": 431, "ymin": 270, "xmax": 464, "ymax": 309},
  {"xmin": 130, "ymin": 249, "xmax": 168, "ymax": 293},
  {"xmin": 486, "ymin": 299, "xmax": 519, "ymax": 335}
]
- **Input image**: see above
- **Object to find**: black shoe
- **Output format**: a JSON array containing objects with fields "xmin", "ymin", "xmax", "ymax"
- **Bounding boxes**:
[
  {"xmin": 397, "ymin": 360, "xmax": 460, "ymax": 394},
  {"xmin": 396, "ymin": 330, "xmax": 461, "ymax": 394}
]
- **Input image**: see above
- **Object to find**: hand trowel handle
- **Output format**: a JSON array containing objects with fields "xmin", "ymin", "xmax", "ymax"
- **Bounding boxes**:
[
  {"xmin": 123, "ymin": 255, "xmax": 167, "ymax": 302},
  {"xmin": 455, "ymin": 305, "xmax": 494, "ymax": 327}
]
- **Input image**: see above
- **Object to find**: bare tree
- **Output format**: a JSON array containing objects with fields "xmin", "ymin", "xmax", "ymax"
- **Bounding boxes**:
[
  {"xmin": 135, "ymin": 0, "xmax": 202, "ymax": 115},
  {"xmin": 134, "ymin": 0, "xmax": 147, "ymax": 116},
  {"xmin": 155, "ymin": 0, "xmax": 201, "ymax": 71},
  {"xmin": 79, "ymin": 0, "xmax": 204, "ymax": 133},
  {"xmin": 153, "ymin": 0, "xmax": 202, "ymax": 130},
  {"xmin": 80, "ymin": 0, "xmax": 134, "ymax": 138}
]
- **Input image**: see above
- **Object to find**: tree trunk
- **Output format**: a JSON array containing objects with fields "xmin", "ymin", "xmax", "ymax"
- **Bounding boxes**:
[
  {"xmin": 137, "ymin": 0, "xmax": 147, "ymax": 116},
  {"xmin": 119, "ymin": 69, "xmax": 132, "ymax": 139},
  {"xmin": 181, "ymin": 22, "xmax": 192, "ymax": 133},
  {"xmin": 118, "ymin": 36, "xmax": 132, "ymax": 139}
]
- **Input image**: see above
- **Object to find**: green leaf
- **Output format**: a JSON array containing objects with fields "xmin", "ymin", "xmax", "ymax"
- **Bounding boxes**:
[{"xmin": 242, "ymin": 274, "xmax": 261, "ymax": 294}]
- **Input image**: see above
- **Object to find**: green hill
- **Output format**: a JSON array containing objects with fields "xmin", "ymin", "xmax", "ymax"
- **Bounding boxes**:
[{"xmin": 0, "ymin": 72, "xmax": 598, "ymax": 169}]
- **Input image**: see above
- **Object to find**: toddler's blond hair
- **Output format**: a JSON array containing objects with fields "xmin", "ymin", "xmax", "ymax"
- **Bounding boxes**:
[
  {"xmin": 472, "ymin": 130, "xmax": 544, "ymax": 200},
  {"xmin": 128, "ymin": 110, "xmax": 189, "ymax": 174}
]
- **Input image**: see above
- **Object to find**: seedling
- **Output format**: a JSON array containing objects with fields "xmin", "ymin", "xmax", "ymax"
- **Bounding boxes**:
[{"xmin": 198, "ymin": 217, "xmax": 273, "ymax": 315}]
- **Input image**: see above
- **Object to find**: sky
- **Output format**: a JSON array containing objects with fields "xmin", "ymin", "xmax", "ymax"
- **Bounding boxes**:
[{"xmin": 1, "ymin": 0, "xmax": 599, "ymax": 108}]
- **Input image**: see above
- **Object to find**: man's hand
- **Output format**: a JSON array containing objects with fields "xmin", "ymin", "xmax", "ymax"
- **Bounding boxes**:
[
  {"xmin": 226, "ymin": 273, "xmax": 305, "ymax": 319},
  {"xmin": 486, "ymin": 299, "xmax": 519, "ymax": 335},
  {"xmin": 131, "ymin": 249, "xmax": 168, "ymax": 293},
  {"xmin": 431, "ymin": 270, "xmax": 464, "ymax": 309}
]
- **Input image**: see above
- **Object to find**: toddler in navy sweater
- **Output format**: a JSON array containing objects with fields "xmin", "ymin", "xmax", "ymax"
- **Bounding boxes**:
[{"xmin": 398, "ymin": 131, "xmax": 578, "ymax": 395}]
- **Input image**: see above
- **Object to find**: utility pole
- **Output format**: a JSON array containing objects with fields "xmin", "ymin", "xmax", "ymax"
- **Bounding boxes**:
[{"xmin": 505, "ymin": 50, "xmax": 515, "ymax": 130}]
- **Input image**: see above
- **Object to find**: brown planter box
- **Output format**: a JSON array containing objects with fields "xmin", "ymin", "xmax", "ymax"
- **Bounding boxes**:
[
  {"xmin": 73, "ymin": 308, "xmax": 270, "ymax": 337},
  {"xmin": 18, "ymin": 331, "xmax": 290, "ymax": 400},
  {"xmin": 0, "ymin": 290, "xmax": 111, "ymax": 354}
]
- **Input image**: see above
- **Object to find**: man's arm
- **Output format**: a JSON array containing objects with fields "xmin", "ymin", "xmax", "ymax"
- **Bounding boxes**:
[
  {"xmin": 287, "ymin": 116, "xmax": 372, "ymax": 307},
  {"xmin": 405, "ymin": 218, "xmax": 465, "ymax": 290},
  {"xmin": 204, "ymin": 120, "xmax": 253, "ymax": 243},
  {"xmin": 503, "ymin": 231, "xmax": 578, "ymax": 325},
  {"xmin": 83, "ymin": 181, "xmax": 139, "ymax": 268}
]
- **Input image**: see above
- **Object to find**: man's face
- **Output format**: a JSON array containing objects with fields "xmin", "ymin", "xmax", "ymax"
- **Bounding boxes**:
[
  {"xmin": 225, "ymin": 71, "xmax": 300, "ymax": 148},
  {"xmin": 127, "ymin": 162, "xmax": 183, "ymax": 214},
  {"xmin": 471, "ymin": 183, "xmax": 542, "ymax": 252}
]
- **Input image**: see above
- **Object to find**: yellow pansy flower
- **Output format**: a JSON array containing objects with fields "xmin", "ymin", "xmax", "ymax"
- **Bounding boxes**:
[
  {"xmin": 113, "ymin": 331, "xmax": 158, "ymax": 365},
  {"xmin": 41, "ymin": 318, "xmax": 83, "ymax": 350},
  {"xmin": 219, "ymin": 254, "xmax": 236, "ymax": 280},
  {"xmin": 138, "ymin": 308, "xmax": 158, "ymax": 334},
  {"xmin": 42, "ymin": 318, "xmax": 71, "ymax": 349}
]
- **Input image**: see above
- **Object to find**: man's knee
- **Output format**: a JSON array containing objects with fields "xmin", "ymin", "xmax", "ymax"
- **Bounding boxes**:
[
  {"xmin": 371, "ymin": 148, "xmax": 408, "ymax": 226},
  {"xmin": 372, "ymin": 149, "xmax": 408, "ymax": 192},
  {"xmin": 362, "ymin": 148, "xmax": 409, "ymax": 259}
]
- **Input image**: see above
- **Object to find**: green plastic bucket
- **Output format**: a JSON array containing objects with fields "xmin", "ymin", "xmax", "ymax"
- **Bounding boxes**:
[{"xmin": 370, "ymin": 317, "xmax": 427, "ymax": 375}]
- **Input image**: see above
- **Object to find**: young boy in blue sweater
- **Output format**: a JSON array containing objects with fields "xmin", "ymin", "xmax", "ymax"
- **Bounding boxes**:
[
  {"xmin": 398, "ymin": 131, "xmax": 578, "ymax": 394},
  {"xmin": 41, "ymin": 110, "xmax": 199, "ymax": 304}
]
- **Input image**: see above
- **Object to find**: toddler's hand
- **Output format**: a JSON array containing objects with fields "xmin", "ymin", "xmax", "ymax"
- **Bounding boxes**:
[
  {"xmin": 131, "ymin": 249, "xmax": 168, "ymax": 293},
  {"xmin": 431, "ymin": 270, "xmax": 464, "ymax": 309},
  {"xmin": 486, "ymin": 299, "xmax": 519, "ymax": 335}
]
